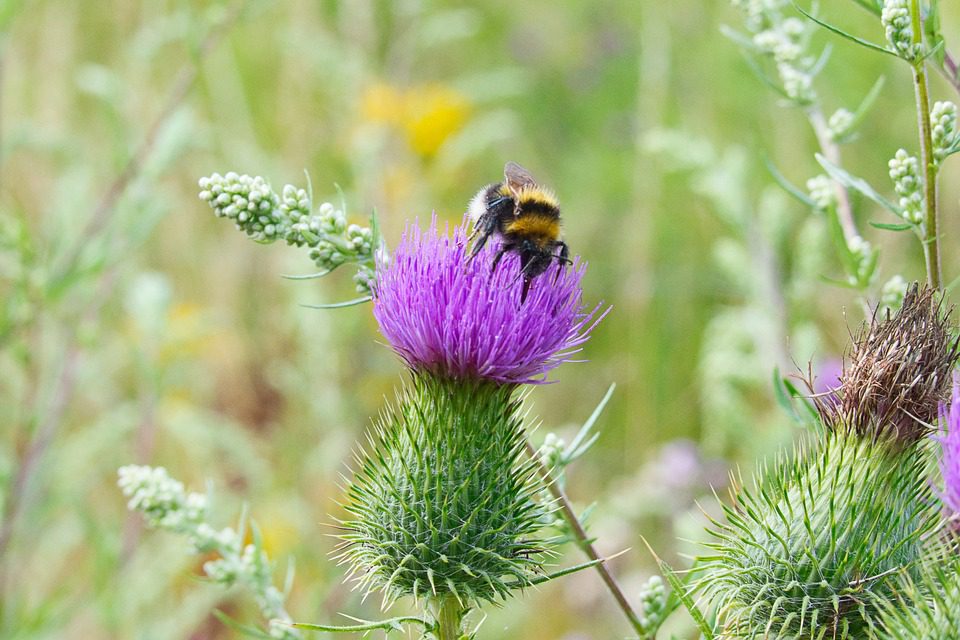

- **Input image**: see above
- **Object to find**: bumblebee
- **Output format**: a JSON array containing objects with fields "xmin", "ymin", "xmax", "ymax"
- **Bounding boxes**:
[{"xmin": 467, "ymin": 162, "xmax": 570, "ymax": 302}]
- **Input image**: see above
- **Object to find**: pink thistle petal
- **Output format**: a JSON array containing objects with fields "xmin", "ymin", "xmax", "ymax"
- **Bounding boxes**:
[{"xmin": 372, "ymin": 215, "xmax": 608, "ymax": 385}]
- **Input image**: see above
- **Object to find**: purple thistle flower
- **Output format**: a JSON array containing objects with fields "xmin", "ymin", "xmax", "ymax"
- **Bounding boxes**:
[
  {"xmin": 372, "ymin": 215, "xmax": 607, "ymax": 385},
  {"xmin": 938, "ymin": 378, "xmax": 960, "ymax": 516}
]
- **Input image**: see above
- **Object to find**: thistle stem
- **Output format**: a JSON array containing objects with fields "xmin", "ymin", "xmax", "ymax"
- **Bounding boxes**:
[
  {"xmin": 434, "ymin": 596, "xmax": 465, "ymax": 640},
  {"xmin": 525, "ymin": 442, "xmax": 645, "ymax": 636},
  {"xmin": 910, "ymin": 0, "xmax": 942, "ymax": 290}
]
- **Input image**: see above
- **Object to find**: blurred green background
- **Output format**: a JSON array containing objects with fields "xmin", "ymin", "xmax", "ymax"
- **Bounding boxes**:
[{"xmin": 2, "ymin": 0, "xmax": 960, "ymax": 637}]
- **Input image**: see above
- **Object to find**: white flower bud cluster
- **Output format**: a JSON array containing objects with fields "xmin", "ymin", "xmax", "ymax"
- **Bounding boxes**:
[
  {"xmin": 847, "ymin": 235, "xmax": 874, "ymax": 285},
  {"xmin": 118, "ymin": 465, "xmax": 299, "ymax": 639},
  {"xmin": 882, "ymin": 0, "xmax": 918, "ymax": 60},
  {"xmin": 118, "ymin": 465, "xmax": 207, "ymax": 533},
  {"xmin": 778, "ymin": 63, "xmax": 814, "ymax": 104},
  {"xmin": 538, "ymin": 432, "xmax": 566, "ymax": 469},
  {"xmin": 753, "ymin": 19, "xmax": 804, "ymax": 64},
  {"xmin": 888, "ymin": 149, "xmax": 924, "ymax": 224},
  {"xmin": 806, "ymin": 174, "xmax": 836, "ymax": 211},
  {"xmin": 637, "ymin": 575, "xmax": 667, "ymax": 636},
  {"xmin": 199, "ymin": 173, "xmax": 382, "ymax": 297},
  {"xmin": 730, "ymin": 0, "xmax": 815, "ymax": 105},
  {"xmin": 828, "ymin": 108, "xmax": 854, "ymax": 141},
  {"xmin": 931, "ymin": 101, "xmax": 958, "ymax": 167},
  {"xmin": 199, "ymin": 173, "xmax": 282, "ymax": 242},
  {"xmin": 731, "ymin": 0, "xmax": 789, "ymax": 31},
  {"xmin": 881, "ymin": 274, "xmax": 908, "ymax": 313}
]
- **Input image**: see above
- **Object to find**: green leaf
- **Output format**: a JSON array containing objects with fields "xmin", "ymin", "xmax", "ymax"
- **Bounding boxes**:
[
  {"xmin": 740, "ymin": 52, "xmax": 791, "ymax": 100},
  {"xmin": 869, "ymin": 221, "xmax": 913, "ymax": 231},
  {"xmin": 212, "ymin": 610, "xmax": 274, "ymax": 639},
  {"xmin": 849, "ymin": 0, "xmax": 882, "ymax": 16},
  {"xmin": 763, "ymin": 157, "xmax": 817, "ymax": 208},
  {"xmin": 281, "ymin": 266, "xmax": 339, "ymax": 280},
  {"xmin": 719, "ymin": 24, "xmax": 760, "ymax": 51},
  {"xmin": 292, "ymin": 615, "xmax": 431, "ymax": 634},
  {"xmin": 563, "ymin": 383, "xmax": 615, "ymax": 464},
  {"xmin": 834, "ymin": 76, "xmax": 885, "ymax": 142},
  {"xmin": 506, "ymin": 558, "xmax": 605, "ymax": 587},
  {"xmin": 793, "ymin": 3, "xmax": 898, "ymax": 58},
  {"xmin": 300, "ymin": 296, "xmax": 373, "ymax": 309},
  {"xmin": 641, "ymin": 538, "xmax": 716, "ymax": 639},
  {"xmin": 815, "ymin": 152, "xmax": 902, "ymax": 216}
]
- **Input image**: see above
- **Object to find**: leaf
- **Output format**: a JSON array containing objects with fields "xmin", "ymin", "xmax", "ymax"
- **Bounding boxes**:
[
  {"xmin": 506, "ymin": 557, "xmax": 606, "ymax": 588},
  {"xmin": 849, "ymin": 0, "xmax": 882, "ymax": 16},
  {"xmin": 793, "ymin": 3, "xmax": 898, "ymax": 58},
  {"xmin": 718, "ymin": 24, "xmax": 759, "ymax": 51},
  {"xmin": 300, "ymin": 296, "xmax": 373, "ymax": 309},
  {"xmin": 292, "ymin": 615, "xmax": 430, "ymax": 633},
  {"xmin": 740, "ymin": 52, "xmax": 791, "ymax": 100},
  {"xmin": 763, "ymin": 157, "xmax": 817, "ymax": 208},
  {"xmin": 281, "ymin": 266, "xmax": 338, "ymax": 280},
  {"xmin": 815, "ymin": 152, "xmax": 902, "ymax": 216},
  {"xmin": 641, "ymin": 538, "xmax": 716, "ymax": 639},
  {"xmin": 212, "ymin": 610, "xmax": 274, "ymax": 639},
  {"xmin": 563, "ymin": 383, "xmax": 615, "ymax": 464},
  {"xmin": 833, "ymin": 76, "xmax": 886, "ymax": 142},
  {"xmin": 869, "ymin": 221, "xmax": 913, "ymax": 232}
]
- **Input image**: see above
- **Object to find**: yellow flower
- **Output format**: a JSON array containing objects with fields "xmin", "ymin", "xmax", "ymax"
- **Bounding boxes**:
[
  {"xmin": 359, "ymin": 81, "xmax": 472, "ymax": 158},
  {"xmin": 401, "ymin": 84, "xmax": 471, "ymax": 158}
]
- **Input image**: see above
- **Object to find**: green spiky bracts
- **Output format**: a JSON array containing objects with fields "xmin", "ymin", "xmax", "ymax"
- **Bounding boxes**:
[
  {"xmin": 337, "ymin": 377, "xmax": 547, "ymax": 607},
  {"xmin": 697, "ymin": 285, "xmax": 959, "ymax": 638}
]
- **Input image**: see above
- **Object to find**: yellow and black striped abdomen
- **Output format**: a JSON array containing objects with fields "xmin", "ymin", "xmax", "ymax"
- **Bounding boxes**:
[{"xmin": 504, "ymin": 213, "xmax": 561, "ymax": 247}]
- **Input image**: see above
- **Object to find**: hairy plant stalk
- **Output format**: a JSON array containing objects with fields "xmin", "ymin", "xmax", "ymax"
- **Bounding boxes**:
[
  {"xmin": 435, "ymin": 596, "xmax": 465, "ymax": 640},
  {"xmin": 525, "ymin": 442, "xmax": 645, "ymax": 636},
  {"xmin": 910, "ymin": 0, "xmax": 942, "ymax": 290}
]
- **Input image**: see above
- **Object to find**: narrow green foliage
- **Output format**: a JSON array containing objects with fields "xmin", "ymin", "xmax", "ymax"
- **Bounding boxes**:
[
  {"xmin": 697, "ymin": 429, "xmax": 936, "ymax": 638},
  {"xmin": 876, "ymin": 546, "xmax": 960, "ymax": 639},
  {"xmin": 336, "ymin": 375, "xmax": 549, "ymax": 609}
]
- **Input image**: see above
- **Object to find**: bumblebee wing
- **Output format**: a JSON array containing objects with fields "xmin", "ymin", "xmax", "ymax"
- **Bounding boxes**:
[{"xmin": 503, "ymin": 161, "xmax": 538, "ymax": 198}]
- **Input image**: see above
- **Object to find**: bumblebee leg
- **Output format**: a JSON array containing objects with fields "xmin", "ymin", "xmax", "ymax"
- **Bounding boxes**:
[
  {"xmin": 520, "ymin": 276, "xmax": 533, "ymax": 304},
  {"xmin": 553, "ymin": 241, "xmax": 570, "ymax": 281},
  {"xmin": 490, "ymin": 243, "xmax": 513, "ymax": 272},
  {"xmin": 468, "ymin": 215, "xmax": 499, "ymax": 260}
]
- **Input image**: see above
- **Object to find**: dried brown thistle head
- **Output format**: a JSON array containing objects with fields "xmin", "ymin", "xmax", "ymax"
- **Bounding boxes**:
[{"xmin": 816, "ymin": 284, "xmax": 959, "ymax": 445}]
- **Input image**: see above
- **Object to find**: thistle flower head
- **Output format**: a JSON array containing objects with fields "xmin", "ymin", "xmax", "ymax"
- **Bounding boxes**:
[
  {"xmin": 818, "ymin": 284, "xmax": 958, "ymax": 445},
  {"xmin": 373, "ymin": 216, "xmax": 606, "ymax": 385},
  {"xmin": 938, "ymin": 379, "xmax": 960, "ymax": 517}
]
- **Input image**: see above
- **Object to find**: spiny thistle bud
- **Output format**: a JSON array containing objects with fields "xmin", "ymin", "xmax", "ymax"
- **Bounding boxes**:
[
  {"xmin": 931, "ymin": 100, "xmax": 958, "ymax": 167},
  {"xmin": 696, "ymin": 285, "xmax": 957, "ymax": 637},
  {"xmin": 888, "ymin": 149, "xmax": 924, "ymax": 225},
  {"xmin": 819, "ymin": 284, "xmax": 958, "ymax": 445},
  {"xmin": 338, "ymin": 216, "xmax": 607, "ymax": 627},
  {"xmin": 876, "ymin": 551, "xmax": 960, "ymax": 638},
  {"xmin": 697, "ymin": 430, "xmax": 936, "ymax": 638},
  {"xmin": 882, "ymin": 0, "xmax": 918, "ymax": 60},
  {"xmin": 337, "ymin": 376, "xmax": 546, "ymax": 607}
]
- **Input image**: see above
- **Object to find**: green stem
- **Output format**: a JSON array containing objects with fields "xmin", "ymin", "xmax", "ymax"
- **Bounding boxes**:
[
  {"xmin": 910, "ymin": 0, "xmax": 942, "ymax": 290},
  {"xmin": 434, "ymin": 596, "xmax": 465, "ymax": 640},
  {"xmin": 525, "ymin": 442, "xmax": 646, "ymax": 636}
]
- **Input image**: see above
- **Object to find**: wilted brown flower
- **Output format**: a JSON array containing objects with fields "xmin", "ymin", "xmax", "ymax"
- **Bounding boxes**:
[{"xmin": 817, "ymin": 284, "xmax": 959, "ymax": 445}]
